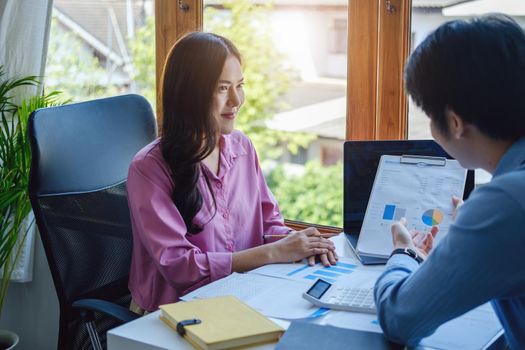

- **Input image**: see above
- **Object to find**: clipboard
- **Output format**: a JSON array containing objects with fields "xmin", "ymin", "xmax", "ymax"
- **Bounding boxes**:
[
  {"xmin": 400, "ymin": 155, "xmax": 446, "ymax": 166},
  {"xmin": 355, "ymin": 154, "xmax": 467, "ymax": 260}
]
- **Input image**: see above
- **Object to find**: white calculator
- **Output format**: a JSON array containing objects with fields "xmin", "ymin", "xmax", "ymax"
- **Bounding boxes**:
[{"xmin": 302, "ymin": 279, "xmax": 377, "ymax": 314}]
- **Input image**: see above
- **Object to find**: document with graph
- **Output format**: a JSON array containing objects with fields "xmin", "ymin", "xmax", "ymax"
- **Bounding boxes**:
[{"xmin": 356, "ymin": 154, "xmax": 467, "ymax": 259}]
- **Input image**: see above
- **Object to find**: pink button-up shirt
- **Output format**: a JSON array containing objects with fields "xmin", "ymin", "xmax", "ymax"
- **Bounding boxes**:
[{"xmin": 127, "ymin": 130, "xmax": 290, "ymax": 311}]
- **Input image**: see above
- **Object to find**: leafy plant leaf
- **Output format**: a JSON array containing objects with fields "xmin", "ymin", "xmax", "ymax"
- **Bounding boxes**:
[{"xmin": 0, "ymin": 65, "xmax": 66, "ymax": 314}]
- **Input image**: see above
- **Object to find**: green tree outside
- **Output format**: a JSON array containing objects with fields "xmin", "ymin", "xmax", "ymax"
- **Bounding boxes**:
[
  {"xmin": 129, "ymin": 16, "xmax": 156, "ymax": 107},
  {"xmin": 128, "ymin": 0, "xmax": 316, "ymax": 160},
  {"xmin": 266, "ymin": 162, "xmax": 343, "ymax": 226},
  {"xmin": 45, "ymin": 18, "xmax": 118, "ymax": 101},
  {"xmin": 127, "ymin": 0, "xmax": 340, "ymax": 226},
  {"xmin": 204, "ymin": 0, "xmax": 315, "ymax": 161},
  {"xmin": 203, "ymin": 1, "xmax": 341, "ymax": 226}
]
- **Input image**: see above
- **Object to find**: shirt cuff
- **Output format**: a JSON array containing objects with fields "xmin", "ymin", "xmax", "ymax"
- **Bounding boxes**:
[
  {"xmin": 386, "ymin": 253, "xmax": 419, "ymax": 272},
  {"xmin": 206, "ymin": 251, "xmax": 233, "ymax": 282},
  {"xmin": 265, "ymin": 225, "xmax": 292, "ymax": 236}
]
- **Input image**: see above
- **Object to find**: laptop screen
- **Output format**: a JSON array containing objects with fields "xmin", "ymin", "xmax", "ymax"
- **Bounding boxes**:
[{"xmin": 343, "ymin": 140, "xmax": 475, "ymax": 255}]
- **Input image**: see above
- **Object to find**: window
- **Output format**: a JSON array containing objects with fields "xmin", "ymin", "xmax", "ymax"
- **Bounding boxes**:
[
  {"xmin": 202, "ymin": 1, "xmax": 345, "ymax": 226},
  {"xmin": 154, "ymin": 0, "xmax": 412, "ymax": 226},
  {"xmin": 45, "ymin": 0, "xmax": 155, "ymax": 106},
  {"xmin": 345, "ymin": 0, "xmax": 411, "ymax": 140},
  {"xmin": 149, "ymin": 1, "xmax": 525, "ymax": 222},
  {"xmin": 290, "ymin": 147, "xmax": 308, "ymax": 165}
]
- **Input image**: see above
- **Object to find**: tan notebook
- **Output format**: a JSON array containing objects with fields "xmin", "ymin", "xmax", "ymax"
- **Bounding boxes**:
[{"xmin": 159, "ymin": 296, "xmax": 284, "ymax": 350}]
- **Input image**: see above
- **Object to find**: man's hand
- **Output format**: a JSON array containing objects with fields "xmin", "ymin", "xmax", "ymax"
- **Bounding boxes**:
[
  {"xmin": 391, "ymin": 218, "xmax": 439, "ymax": 260},
  {"xmin": 452, "ymin": 195, "xmax": 464, "ymax": 220}
]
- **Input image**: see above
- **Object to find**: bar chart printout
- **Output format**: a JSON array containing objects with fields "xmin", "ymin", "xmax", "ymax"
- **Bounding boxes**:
[
  {"xmin": 290, "ymin": 262, "xmax": 356, "ymax": 284},
  {"xmin": 250, "ymin": 257, "xmax": 359, "ymax": 284},
  {"xmin": 382, "ymin": 204, "xmax": 406, "ymax": 221}
]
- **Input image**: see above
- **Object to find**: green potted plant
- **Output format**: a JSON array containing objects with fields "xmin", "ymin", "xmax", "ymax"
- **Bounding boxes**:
[{"xmin": 0, "ymin": 66, "xmax": 64, "ymax": 349}]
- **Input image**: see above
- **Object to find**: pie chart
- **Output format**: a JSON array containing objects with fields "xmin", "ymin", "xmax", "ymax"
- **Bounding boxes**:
[{"xmin": 422, "ymin": 209, "xmax": 443, "ymax": 226}]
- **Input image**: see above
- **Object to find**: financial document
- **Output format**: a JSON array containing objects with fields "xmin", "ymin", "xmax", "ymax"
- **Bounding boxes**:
[
  {"xmin": 181, "ymin": 257, "xmax": 380, "ymax": 320},
  {"xmin": 181, "ymin": 272, "xmax": 326, "ymax": 319},
  {"xmin": 250, "ymin": 257, "xmax": 367, "ymax": 285},
  {"xmin": 357, "ymin": 155, "xmax": 467, "ymax": 258},
  {"xmin": 179, "ymin": 234, "xmax": 502, "ymax": 349},
  {"xmin": 325, "ymin": 303, "xmax": 502, "ymax": 350}
]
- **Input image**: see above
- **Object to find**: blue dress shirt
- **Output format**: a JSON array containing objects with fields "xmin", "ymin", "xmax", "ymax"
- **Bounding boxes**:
[{"xmin": 374, "ymin": 137, "xmax": 525, "ymax": 349}]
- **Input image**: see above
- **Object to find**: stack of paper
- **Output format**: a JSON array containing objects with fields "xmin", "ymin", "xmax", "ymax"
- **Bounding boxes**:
[{"xmin": 181, "ymin": 257, "xmax": 375, "ymax": 320}]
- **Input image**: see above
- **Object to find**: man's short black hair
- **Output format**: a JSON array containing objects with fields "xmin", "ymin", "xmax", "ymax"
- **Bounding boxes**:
[{"xmin": 405, "ymin": 15, "xmax": 525, "ymax": 140}]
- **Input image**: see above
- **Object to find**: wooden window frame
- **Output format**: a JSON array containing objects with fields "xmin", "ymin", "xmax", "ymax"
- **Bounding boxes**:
[
  {"xmin": 154, "ymin": 0, "xmax": 412, "ymax": 230},
  {"xmin": 347, "ymin": 0, "xmax": 411, "ymax": 140},
  {"xmin": 154, "ymin": 0, "xmax": 203, "ymax": 123}
]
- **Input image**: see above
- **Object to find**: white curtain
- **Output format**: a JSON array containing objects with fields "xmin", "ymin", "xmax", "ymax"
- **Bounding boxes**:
[
  {"xmin": 0, "ymin": 0, "xmax": 53, "ymax": 96},
  {"xmin": 0, "ymin": 0, "xmax": 54, "ymax": 282}
]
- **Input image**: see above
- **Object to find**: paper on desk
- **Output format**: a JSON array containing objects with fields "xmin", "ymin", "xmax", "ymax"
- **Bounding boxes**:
[
  {"xmin": 419, "ymin": 303, "xmax": 502, "ymax": 350},
  {"xmin": 181, "ymin": 272, "xmax": 327, "ymax": 320},
  {"xmin": 323, "ymin": 310, "xmax": 382, "ymax": 334},
  {"xmin": 247, "ymin": 278, "xmax": 330, "ymax": 320},
  {"xmin": 181, "ymin": 258, "xmax": 381, "ymax": 320},
  {"xmin": 181, "ymin": 273, "xmax": 268, "ymax": 301},
  {"xmin": 325, "ymin": 303, "xmax": 502, "ymax": 350},
  {"xmin": 249, "ymin": 257, "xmax": 381, "ymax": 288},
  {"xmin": 250, "ymin": 257, "xmax": 360, "ymax": 284}
]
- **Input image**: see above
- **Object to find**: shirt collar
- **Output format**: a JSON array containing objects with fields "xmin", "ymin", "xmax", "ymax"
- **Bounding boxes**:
[
  {"xmin": 199, "ymin": 132, "xmax": 248, "ymax": 179},
  {"xmin": 493, "ymin": 137, "xmax": 525, "ymax": 177},
  {"xmin": 220, "ymin": 132, "xmax": 248, "ymax": 168}
]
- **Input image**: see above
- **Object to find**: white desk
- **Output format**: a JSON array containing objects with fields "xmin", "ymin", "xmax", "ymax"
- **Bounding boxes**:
[
  {"xmin": 108, "ymin": 309, "xmax": 291, "ymax": 350},
  {"xmin": 108, "ymin": 235, "xmax": 353, "ymax": 350},
  {"xmin": 107, "ymin": 234, "xmax": 504, "ymax": 350}
]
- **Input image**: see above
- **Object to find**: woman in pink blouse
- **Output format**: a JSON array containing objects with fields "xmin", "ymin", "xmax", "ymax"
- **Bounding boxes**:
[{"xmin": 127, "ymin": 32, "xmax": 337, "ymax": 312}]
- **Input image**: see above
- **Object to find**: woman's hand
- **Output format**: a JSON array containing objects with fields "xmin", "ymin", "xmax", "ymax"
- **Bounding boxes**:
[
  {"xmin": 391, "ymin": 218, "xmax": 439, "ymax": 260},
  {"xmin": 307, "ymin": 249, "xmax": 338, "ymax": 267},
  {"xmin": 271, "ymin": 227, "xmax": 336, "ymax": 265}
]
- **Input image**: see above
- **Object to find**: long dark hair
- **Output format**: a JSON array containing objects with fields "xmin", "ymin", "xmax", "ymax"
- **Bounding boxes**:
[{"xmin": 160, "ymin": 32, "xmax": 241, "ymax": 234}]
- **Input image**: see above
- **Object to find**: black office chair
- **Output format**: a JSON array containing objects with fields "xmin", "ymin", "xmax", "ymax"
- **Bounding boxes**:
[{"xmin": 28, "ymin": 94, "xmax": 157, "ymax": 350}]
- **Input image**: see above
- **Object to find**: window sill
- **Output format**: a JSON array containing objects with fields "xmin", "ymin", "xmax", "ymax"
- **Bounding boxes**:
[{"xmin": 284, "ymin": 219, "xmax": 342, "ymax": 235}]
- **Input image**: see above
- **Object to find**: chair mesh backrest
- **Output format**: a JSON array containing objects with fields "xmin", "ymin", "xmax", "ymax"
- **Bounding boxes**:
[
  {"xmin": 28, "ymin": 94, "xmax": 156, "ymax": 350},
  {"xmin": 36, "ymin": 182, "xmax": 132, "ymax": 301}
]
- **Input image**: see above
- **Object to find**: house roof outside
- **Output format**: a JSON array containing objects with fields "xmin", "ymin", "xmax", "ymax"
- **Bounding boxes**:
[
  {"xmin": 413, "ymin": 0, "xmax": 470, "ymax": 8},
  {"xmin": 53, "ymin": 0, "xmax": 145, "ymax": 66},
  {"xmin": 268, "ymin": 87, "xmax": 432, "ymax": 140},
  {"xmin": 51, "ymin": 0, "xmax": 461, "ymax": 139},
  {"xmin": 204, "ymin": 0, "xmax": 470, "ymax": 8},
  {"xmin": 267, "ymin": 96, "xmax": 346, "ymax": 139},
  {"xmin": 443, "ymin": 0, "xmax": 525, "ymax": 16},
  {"xmin": 204, "ymin": 0, "xmax": 347, "ymax": 6},
  {"xmin": 52, "ymin": 0, "xmax": 471, "ymax": 63}
]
